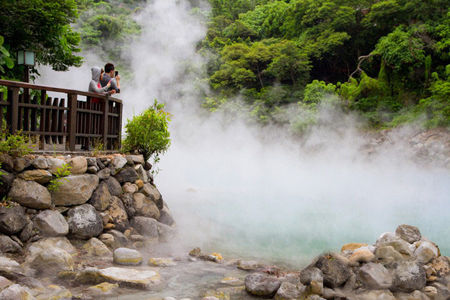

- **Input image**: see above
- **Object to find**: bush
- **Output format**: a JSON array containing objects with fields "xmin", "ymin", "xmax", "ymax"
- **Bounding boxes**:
[
  {"xmin": 123, "ymin": 100, "xmax": 171, "ymax": 163},
  {"xmin": 0, "ymin": 129, "xmax": 32, "ymax": 157}
]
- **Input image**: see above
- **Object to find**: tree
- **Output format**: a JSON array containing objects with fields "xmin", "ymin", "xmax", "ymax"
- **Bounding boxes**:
[{"xmin": 0, "ymin": 0, "xmax": 82, "ymax": 74}]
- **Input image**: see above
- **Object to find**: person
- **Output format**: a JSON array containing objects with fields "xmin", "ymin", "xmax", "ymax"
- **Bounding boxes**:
[
  {"xmin": 100, "ymin": 62, "xmax": 120, "ymax": 93},
  {"xmin": 88, "ymin": 66, "xmax": 116, "ymax": 95}
]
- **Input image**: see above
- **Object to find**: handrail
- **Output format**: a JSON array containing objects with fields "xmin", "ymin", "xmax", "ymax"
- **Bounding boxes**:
[{"xmin": 0, "ymin": 79, "xmax": 122, "ymax": 103}]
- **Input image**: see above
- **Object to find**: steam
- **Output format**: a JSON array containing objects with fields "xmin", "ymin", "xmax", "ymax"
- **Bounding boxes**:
[{"xmin": 37, "ymin": 0, "xmax": 450, "ymax": 265}]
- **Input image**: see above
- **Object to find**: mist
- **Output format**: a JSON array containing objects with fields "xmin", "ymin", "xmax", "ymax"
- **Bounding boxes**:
[{"xmin": 37, "ymin": 0, "xmax": 450, "ymax": 266}]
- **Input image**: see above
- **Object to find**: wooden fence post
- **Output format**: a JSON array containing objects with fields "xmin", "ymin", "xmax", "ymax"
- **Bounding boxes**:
[
  {"xmin": 67, "ymin": 93, "xmax": 77, "ymax": 151},
  {"xmin": 9, "ymin": 88, "xmax": 19, "ymax": 134},
  {"xmin": 102, "ymin": 98, "xmax": 109, "ymax": 149}
]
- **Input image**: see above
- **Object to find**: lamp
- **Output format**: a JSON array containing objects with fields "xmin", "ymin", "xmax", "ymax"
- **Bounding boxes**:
[{"xmin": 17, "ymin": 50, "xmax": 35, "ymax": 82}]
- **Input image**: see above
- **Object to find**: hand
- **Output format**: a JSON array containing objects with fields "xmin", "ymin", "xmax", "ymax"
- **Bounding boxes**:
[
  {"xmin": 115, "ymin": 74, "xmax": 121, "ymax": 81},
  {"xmin": 109, "ymin": 90, "xmax": 116, "ymax": 95},
  {"xmin": 106, "ymin": 81, "xmax": 111, "ymax": 88}
]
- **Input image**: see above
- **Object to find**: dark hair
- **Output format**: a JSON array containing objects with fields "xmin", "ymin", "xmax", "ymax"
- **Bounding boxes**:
[{"xmin": 104, "ymin": 63, "xmax": 115, "ymax": 73}]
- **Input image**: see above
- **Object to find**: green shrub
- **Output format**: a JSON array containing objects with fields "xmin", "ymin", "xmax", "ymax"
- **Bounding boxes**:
[
  {"xmin": 48, "ymin": 164, "xmax": 72, "ymax": 192},
  {"xmin": 123, "ymin": 100, "xmax": 171, "ymax": 163},
  {"xmin": 0, "ymin": 129, "xmax": 32, "ymax": 157}
]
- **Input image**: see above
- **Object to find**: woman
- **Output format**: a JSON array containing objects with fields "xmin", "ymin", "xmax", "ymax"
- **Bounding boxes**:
[{"xmin": 88, "ymin": 66, "xmax": 116, "ymax": 95}]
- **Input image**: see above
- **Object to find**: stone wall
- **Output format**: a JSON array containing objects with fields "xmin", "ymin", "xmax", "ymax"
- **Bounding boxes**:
[{"xmin": 0, "ymin": 153, "xmax": 175, "ymax": 254}]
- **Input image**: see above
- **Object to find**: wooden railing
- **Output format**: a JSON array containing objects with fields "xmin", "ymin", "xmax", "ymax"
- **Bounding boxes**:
[{"xmin": 0, "ymin": 79, "xmax": 122, "ymax": 151}]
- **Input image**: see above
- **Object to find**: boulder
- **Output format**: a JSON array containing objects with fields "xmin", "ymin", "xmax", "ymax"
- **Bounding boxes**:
[
  {"xmin": 113, "ymin": 248, "xmax": 143, "ymax": 265},
  {"xmin": 148, "ymin": 257, "xmax": 177, "ymax": 267},
  {"xmin": 131, "ymin": 216, "xmax": 158, "ymax": 238},
  {"xmin": 133, "ymin": 192, "xmax": 160, "ymax": 219},
  {"xmin": 0, "ymin": 234, "xmax": 22, "ymax": 253},
  {"xmin": 122, "ymin": 182, "xmax": 138, "ymax": 194},
  {"xmin": 375, "ymin": 246, "xmax": 404, "ymax": 265},
  {"xmin": 245, "ymin": 273, "xmax": 281, "ymax": 297},
  {"xmin": 107, "ymin": 196, "xmax": 129, "ymax": 231},
  {"xmin": 141, "ymin": 183, "xmax": 163, "ymax": 209},
  {"xmin": 0, "ymin": 206, "xmax": 27, "ymax": 235},
  {"xmin": 87, "ymin": 166, "xmax": 98, "ymax": 173},
  {"xmin": 135, "ymin": 164, "xmax": 148, "ymax": 182},
  {"xmin": 237, "ymin": 260, "xmax": 261, "ymax": 271},
  {"xmin": 300, "ymin": 266, "xmax": 323, "ymax": 285},
  {"xmin": 96, "ymin": 267, "xmax": 160, "ymax": 289},
  {"xmin": 86, "ymin": 282, "xmax": 119, "ymax": 296},
  {"xmin": 8, "ymin": 178, "xmax": 51, "ymax": 209},
  {"xmin": 13, "ymin": 157, "xmax": 31, "ymax": 172},
  {"xmin": 111, "ymin": 156, "xmax": 127, "ymax": 171},
  {"xmin": 126, "ymin": 155, "xmax": 145, "ymax": 165},
  {"xmin": 0, "ymin": 256, "xmax": 20, "ymax": 270},
  {"xmin": 114, "ymin": 167, "xmax": 138, "ymax": 183},
  {"xmin": 106, "ymin": 176, "xmax": 122, "ymax": 196},
  {"xmin": 314, "ymin": 253, "xmax": 352, "ymax": 288},
  {"xmin": 99, "ymin": 233, "xmax": 116, "ymax": 249},
  {"xmin": 97, "ymin": 158, "xmax": 106, "ymax": 169},
  {"xmin": 353, "ymin": 290, "xmax": 396, "ymax": 300},
  {"xmin": 97, "ymin": 168, "xmax": 111, "ymax": 180},
  {"xmin": 33, "ymin": 209, "xmax": 69, "ymax": 236},
  {"xmin": 32, "ymin": 157, "xmax": 48, "ymax": 169},
  {"xmin": 394, "ymin": 290, "xmax": 429, "ymax": 300},
  {"xmin": 275, "ymin": 281, "xmax": 305, "ymax": 300},
  {"xmin": 89, "ymin": 182, "xmax": 111, "ymax": 211},
  {"xmin": 341, "ymin": 243, "xmax": 368, "ymax": 252},
  {"xmin": 414, "ymin": 241, "xmax": 438, "ymax": 264},
  {"xmin": 392, "ymin": 261, "xmax": 426, "ymax": 292},
  {"xmin": 26, "ymin": 246, "xmax": 73, "ymax": 275},
  {"xmin": 46, "ymin": 157, "xmax": 65, "ymax": 174},
  {"xmin": 33, "ymin": 285, "xmax": 72, "ymax": 300},
  {"xmin": 120, "ymin": 193, "xmax": 135, "ymax": 217},
  {"xmin": 0, "ymin": 275, "xmax": 13, "ymax": 290},
  {"xmin": 0, "ymin": 153, "xmax": 14, "ymax": 172},
  {"xmin": 159, "ymin": 206, "xmax": 175, "ymax": 226},
  {"xmin": 27, "ymin": 237, "xmax": 76, "ymax": 255},
  {"xmin": 52, "ymin": 174, "xmax": 99, "ymax": 206},
  {"xmin": 68, "ymin": 156, "xmax": 87, "ymax": 174},
  {"xmin": 0, "ymin": 169, "xmax": 14, "ymax": 196},
  {"xmin": 18, "ymin": 169, "xmax": 52, "ymax": 184},
  {"xmin": 0, "ymin": 284, "xmax": 35, "ymax": 300},
  {"xmin": 349, "ymin": 248, "xmax": 375, "ymax": 264},
  {"xmin": 396, "ymin": 224, "xmax": 421, "ymax": 244},
  {"xmin": 358, "ymin": 262, "xmax": 393, "ymax": 289},
  {"xmin": 19, "ymin": 221, "xmax": 34, "ymax": 243},
  {"xmin": 83, "ymin": 238, "xmax": 112, "ymax": 257},
  {"xmin": 86, "ymin": 157, "xmax": 98, "ymax": 167},
  {"xmin": 107, "ymin": 230, "xmax": 129, "ymax": 248},
  {"xmin": 68, "ymin": 204, "xmax": 103, "ymax": 239}
]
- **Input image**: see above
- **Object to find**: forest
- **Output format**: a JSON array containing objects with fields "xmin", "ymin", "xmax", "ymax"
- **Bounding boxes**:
[{"xmin": 0, "ymin": 0, "xmax": 448, "ymax": 131}]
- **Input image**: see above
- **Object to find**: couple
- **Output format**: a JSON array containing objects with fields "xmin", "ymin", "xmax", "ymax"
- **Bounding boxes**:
[{"xmin": 88, "ymin": 63, "xmax": 120, "ymax": 95}]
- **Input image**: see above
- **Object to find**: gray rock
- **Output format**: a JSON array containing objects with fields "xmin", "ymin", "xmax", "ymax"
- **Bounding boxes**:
[
  {"xmin": 0, "ymin": 234, "xmax": 22, "ymax": 253},
  {"xmin": 111, "ymin": 156, "xmax": 127, "ymax": 170},
  {"xmin": 114, "ymin": 167, "xmax": 138, "ymax": 183},
  {"xmin": 0, "ymin": 206, "xmax": 27, "ymax": 235},
  {"xmin": 96, "ymin": 158, "xmax": 105, "ymax": 169},
  {"xmin": 99, "ymin": 233, "xmax": 116, "ymax": 249},
  {"xmin": 275, "ymin": 281, "xmax": 305, "ymax": 299},
  {"xmin": 113, "ymin": 247, "xmax": 143, "ymax": 265},
  {"xmin": 86, "ymin": 157, "xmax": 98, "ymax": 167},
  {"xmin": 107, "ymin": 196, "xmax": 129, "ymax": 231},
  {"xmin": 52, "ymin": 174, "xmax": 99, "ymax": 206},
  {"xmin": 131, "ymin": 216, "xmax": 159, "ymax": 238},
  {"xmin": 0, "ymin": 275, "xmax": 13, "ymax": 290},
  {"xmin": 120, "ymin": 193, "xmax": 136, "ymax": 217},
  {"xmin": 245, "ymin": 272, "xmax": 281, "ymax": 297},
  {"xmin": 8, "ymin": 178, "xmax": 51, "ymax": 209},
  {"xmin": 315, "ymin": 253, "xmax": 352, "ymax": 288},
  {"xmin": 414, "ymin": 241, "xmax": 438, "ymax": 264},
  {"xmin": 87, "ymin": 166, "xmax": 98, "ymax": 173},
  {"xmin": 68, "ymin": 156, "xmax": 88, "ymax": 174},
  {"xmin": 26, "ymin": 246, "xmax": 73, "ymax": 275},
  {"xmin": 396, "ymin": 224, "xmax": 421, "ymax": 244},
  {"xmin": 97, "ymin": 168, "xmax": 111, "ymax": 180},
  {"xmin": 377, "ymin": 235, "xmax": 413, "ymax": 257},
  {"xmin": 353, "ymin": 290, "xmax": 396, "ymax": 300},
  {"xmin": 19, "ymin": 221, "xmax": 34, "ymax": 243},
  {"xmin": 83, "ymin": 238, "xmax": 112, "ymax": 257},
  {"xmin": 358, "ymin": 262, "xmax": 393, "ymax": 289},
  {"xmin": 394, "ymin": 290, "xmax": 429, "ymax": 300},
  {"xmin": 89, "ymin": 182, "xmax": 111, "ymax": 211},
  {"xmin": 122, "ymin": 182, "xmax": 138, "ymax": 194},
  {"xmin": 46, "ymin": 157, "xmax": 65, "ymax": 174},
  {"xmin": 106, "ymin": 176, "xmax": 122, "ymax": 196},
  {"xmin": 13, "ymin": 157, "xmax": 31, "ymax": 172},
  {"xmin": 375, "ymin": 245, "xmax": 405, "ymax": 265},
  {"xmin": 159, "ymin": 206, "xmax": 175, "ymax": 226},
  {"xmin": 126, "ymin": 155, "xmax": 145, "ymax": 165},
  {"xmin": 27, "ymin": 237, "xmax": 76, "ymax": 255},
  {"xmin": 392, "ymin": 261, "xmax": 426, "ymax": 292},
  {"xmin": 300, "ymin": 266, "xmax": 323, "ymax": 285},
  {"xmin": 107, "ymin": 230, "xmax": 129, "ymax": 248},
  {"xmin": 32, "ymin": 157, "xmax": 48, "ymax": 169},
  {"xmin": 141, "ymin": 183, "xmax": 163, "ymax": 209},
  {"xmin": 0, "ymin": 169, "xmax": 14, "ymax": 195},
  {"xmin": 157, "ymin": 222, "xmax": 176, "ymax": 242},
  {"xmin": 68, "ymin": 204, "xmax": 103, "ymax": 239},
  {"xmin": 135, "ymin": 164, "xmax": 148, "ymax": 182},
  {"xmin": 34, "ymin": 210, "xmax": 69, "ymax": 236},
  {"xmin": 0, "ymin": 153, "xmax": 14, "ymax": 172},
  {"xmin": 133, "ymin": 192, "xmax": 160, "ymax": 219},
  {"xmin": 18, "ymin": 169, "xmax": 52, "ymax": 184},
  {"xmin": 0, "ymin": 284, "xmax": 35, "ymax": 300}
]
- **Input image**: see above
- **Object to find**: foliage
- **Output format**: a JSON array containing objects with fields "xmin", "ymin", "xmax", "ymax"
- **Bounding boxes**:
[
  {"xmin": 0, "ymin": 130, "xmax": 32, "ymax": 158},
  {"xmin": 123, "ymin": 100, "xmax": 171, "ymax": 163},
  {"xmin": 0, "ymin": 36, "xmax": 14, "ymax": 74},
  {"xmin": 48, "ymin": 164, "xmax": 72, "ymax": 192}
]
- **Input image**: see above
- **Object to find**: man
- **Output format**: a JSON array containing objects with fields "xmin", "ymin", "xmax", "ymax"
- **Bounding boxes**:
[{"xmin": 100, "ymin": 62, "xmax": 120, "ymax": 93}]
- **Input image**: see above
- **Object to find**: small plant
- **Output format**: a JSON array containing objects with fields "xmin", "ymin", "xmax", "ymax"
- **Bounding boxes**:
[
  {"xmin": 92, "ymin": 138, "xmax": 105, "ymax": 156},
  {"xmin": 48, "ymin": 164, "xmax": 72, "ymax": 192},
  {"xmin": 0, "ymin": 129, "xmax": 32, "ymax": 157}
]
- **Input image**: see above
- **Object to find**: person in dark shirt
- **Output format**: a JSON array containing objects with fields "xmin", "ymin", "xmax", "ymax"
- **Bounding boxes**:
[{"xmin": 100, "ymin": 62, "xmax": 120, "ymax": 93}]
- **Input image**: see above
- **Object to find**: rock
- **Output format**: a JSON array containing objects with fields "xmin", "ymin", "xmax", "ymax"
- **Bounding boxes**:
[
  {"xmin": 135, "ymin": 164, "xmax": 148, "ymax": 182},
  {"xmin": 189, "ymin": 247, "xmax": 201, "ymax": 257},
  {"xmin": 275, "ymin": 281, "xmax": 305, "ymax": 300},
  {"xmin": 105, "ymin": 176, "xmax": 122, "ymax": 196},
  {"xmin": 353, "ymin": 290, "xmax": 396, "ymax": 300},
  {"xmin": 0, "ymin": 284, "xmax": 35, "ymax": 300},
  {"xmin": 341, "ymin": 243, "xmax": 368, "ymax": 252},
  {"xmin": 245, "ymin": 273, "xmax": 281, "ymax": 297},
  {"xmin": 157, "ymin": 221, "xmax": 175, "ymax": 242},
  {"xmin": 159, "ymin": 206, "xmax": 175, "ymax": 226},
  {"xmin": 392, "ymin": 261, "xmax": 426, "ymax": 292},
  {"xmin": 34, "ymin": 285, "xmax": 72, "ymax": 300},
  {"xmin": 114, "ymin": 167, "xmax": 138, "ymax": 183},
  {"xmin": 133, "ymin": 193, "xmax": 160, "ymax": 219},
  {"xmin": 97, "ymin": 168, "xmax": 111, "ymax": 180},
  {"xmin": 349, "ymin": 248, "xmax": 375, "ymax": 264},
  {"xmin": 141, "ymin": 183, "xmax": 163, "ymax": 209},
  {"xmin": 0, "ymin": 206, "xmax": 27, "ymax": 235},
  {"xmin": 396, "ymin": 224, "xmax": 421, "ymax": 244},
  {"xmin": 19, "ymin": 221, "xmax": 34, "ymax": 243},
  {"xmin": 14, "ymin": 157, "xmax": 31, "ymax": 172},
  {"xmin": 415, "ymin": 241, "xmax": 438, "ymax": 264},
  {"xmin": 314, "ymin": 253, "xmax": 352, "ymax": 288},
  {"xmin": 107, "ymin": 196, "xmax": 129, "ymax": 231},
  {"xmin": 26, "ymin": 246, "xmax": 73, "ymax": 275},
  {"xmin": 52, "ymin": 174, "xmax": 99, "ymax": 206},
  {"xmin": 87, "ymin": 166, "xmax": 98, "ymax": 173},
  {"xmin": 113, "ymin": 248, "xmax": 143, "ymax": 265},
  {"xmin": 0, "ymin": 153, "xmax": 14, "ymax": 172},
  {"xmin": 126, "ymin": 155, "xmax": 145, "ymax": 165},
  {"xmin": 99, "ymin": 233, "xmax": 115, "ymax": 249},
  {"xmin": 18, "ymin": 169, "xmax": 52, "ymax": 184},
  {"xmin": 33, "ymin": 209, "xmax": 69, "ymax": 236},
  {"xmin": 111, "ymin": 156, "xmax": 127, "ymax": 171},
  {"xmin": 0, "ymin": 234, "xmax": 22, "ymax": 253},
  {"xmin": 237, "ymin": 260, "xmax": 261, "ymax": 271},
  {"xmin": 32, "ymin": 157, "xmax": 48, "ymax": 169},
  {"xmin": 107, "ymin": 230, "xmax": 129, "ymax": 248},
  {"xmin": 86, "ymin": 282, "xmax": 119, "ymax": 296},
  {"xmin": 68, "ymin": 156, "xmax": 88, "ymax": 174},
  {"xmin": 148, "ymin": 257, "xmax": 176, "ymax": 267},
  {"xmin": 99, "ymin": 267, "xmax": 160, "ymax": 289},
  {"xmin": 423, "ymin": 286, "xmax": 438, "ymax": 299},
  {"xmin": 120, "ymin": 193, "xmax": 135, "ymax": 217},
  {"xmin": 89, "ymin": 182, "xmax": 111, "ymax": 211},
  {"xmin": 97, "ymin": 158, "xmax": 106, "ymax": 169},
  {"xmin": 0, "ymin": 169, "xmax": 14, "ymax": 195},
  {"xmin": 0, "ymin": 256, "xmax": 20, "ymax": 273},
  {"xmin": 300, "ymin": 266, "xmax": 323, "ymax": 285},
  {"xmin": 220, "ymin": 277, "xmax": 243, "ymax": 286},
  {"xmin": 394, "ymin": 290, "xmax": 429, "ymax": 300},
  {"xmin": 68, "ymin": 204, "xmax": 103, "ymax": 239},
  {"xmin": 122, "ymin": 182, "xmax": 138, "ymax": 194},
  {"xmin": 28, "ymin": 237, "xmax": 76, "ymax": 255},
  {"xmin": 83, "ymin": 238, "xmax": 112, "ymax": 256},
  {"xmin": 8, "ymin": 178, "xmax": 51, "ymax": 209},
  {"xmin": 131, "ymin": 216, "xmax": 159, "ymax": 238},
  {"xmin": 86, "ymin": 157, "xmax": 98, "ymax": 167},
  {"xmin": 427, "ymin": 256, "xmax": 450, "ymax": 278},
  {"xmin": 135, "ymin": 179, "xmax": 144, "ymax": 188},
  {"xmin": 46, "ymin": 157, "xmax": 65, "ymax": 174},
  {"xmin": 0, "ymin": 275, "xmax": 13, "ymax": 290},
  {"xmin": 358, "ymin": 262, "xmax": 393, "ymax": 289},
  {"xmin": 375, "ymin": 246, "xmax": 405, "ymax": 265}
]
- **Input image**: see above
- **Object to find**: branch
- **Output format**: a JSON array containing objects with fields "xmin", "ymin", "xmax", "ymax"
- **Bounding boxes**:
[{"xmin": 349, "ymin": 53, "xmax": 374, "ymax": 79}]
